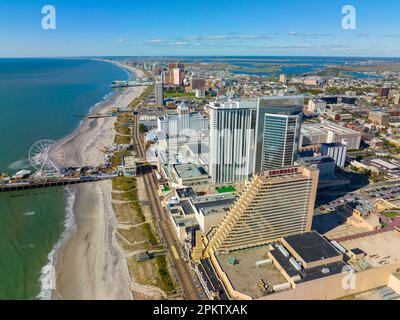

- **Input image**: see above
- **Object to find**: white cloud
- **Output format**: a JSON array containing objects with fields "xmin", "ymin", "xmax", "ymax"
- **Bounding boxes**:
[{"xmin": 147, "ymin": 38, "xmax": 167, "ymax": 44}]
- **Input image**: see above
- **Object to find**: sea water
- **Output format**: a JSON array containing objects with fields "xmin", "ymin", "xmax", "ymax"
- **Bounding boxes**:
[{"xmin": 0, "ymin": 58, "xmax": 128, "ymax": 299}]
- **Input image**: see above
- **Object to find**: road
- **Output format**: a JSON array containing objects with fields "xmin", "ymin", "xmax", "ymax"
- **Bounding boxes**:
[{"xmin": 132, "ymin": 112, "xmax": 200, "ymax": 300}]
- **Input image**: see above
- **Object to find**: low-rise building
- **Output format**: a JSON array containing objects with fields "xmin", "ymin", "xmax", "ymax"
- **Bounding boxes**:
[
  {"xmin": 370, "ymin": 138, "xmax": 385, "ymax": 149},
  {"xmin": 167, "ymin": 199, "xmax": 199, "ymax": 242},
  {"xmin": 191, "ymin": 193, "xmax": 236, "ymax": 235},
  {"xmin": 369, "ymin": 111, "xmax": 391, "ymax": 126},
  {"xmin": 157, "ymin": 103, "xmax": 209, "ymax": 137},
  {"xmin": 308, "ymin": 99, "xmax": 327, "ymax": 114},
  {"xmin": 301, "ymin": 122, "xmax": 362, "ymax": 150},
  {"xmin": 320, "ymin": 143, "xmax": 347, "ymax": 168},
  {"xmin": 195, "ymin": 89, "xmax": 206, "ymax": 98},
  {"xmin": 170, "ymin": 163, "xmax": 211, "ymax": 192},
  {"xmin": 190, "ymin": 77, "xmax": 206, "ymax": 90},
  {"xmin": 117, "ymin": 156, "xmax": 137, "ymax": 176},
  {"xmin": 342, "ymin": 201, "xmax": 381, "ymax": 231}
]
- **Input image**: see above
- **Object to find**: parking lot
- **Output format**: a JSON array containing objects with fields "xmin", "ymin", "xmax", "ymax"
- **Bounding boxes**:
[{"xmin": 316, "ymin": 182, "xmax": 400, "ymax": 217}]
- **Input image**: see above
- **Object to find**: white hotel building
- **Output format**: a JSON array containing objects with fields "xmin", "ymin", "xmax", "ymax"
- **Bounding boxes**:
[
  {"xmin": 157, "ymin": 103, "xmax": 209, "ymax": 137},
  {"xmin": 209, "ymin": 98, "xmax": 258, "ymax": 184}
]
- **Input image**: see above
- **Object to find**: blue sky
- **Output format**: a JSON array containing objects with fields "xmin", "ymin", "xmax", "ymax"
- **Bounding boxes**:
[{"xmin": 1, "ymin": 0, "xmax": 400, "ymax": 57}]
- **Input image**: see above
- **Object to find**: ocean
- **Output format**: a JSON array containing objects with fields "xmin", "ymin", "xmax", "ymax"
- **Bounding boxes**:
[{"xmin": 0, "ymin": 58, "xmax": 129, "ymax": 299}]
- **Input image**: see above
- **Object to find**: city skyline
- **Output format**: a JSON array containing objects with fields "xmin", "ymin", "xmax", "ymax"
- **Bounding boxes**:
[
  {"xmin": 2, "ymin": 0, "xmax": 400, "ymax": 57},
  {"xmin": 2, "ymin": 0, "xmax": 400, "ymax": 305}
]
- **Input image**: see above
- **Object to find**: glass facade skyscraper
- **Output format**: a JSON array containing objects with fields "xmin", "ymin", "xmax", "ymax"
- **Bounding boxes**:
[{"xmin": 254, "ymin": 96, "xmax": 303, "ymax": 173}]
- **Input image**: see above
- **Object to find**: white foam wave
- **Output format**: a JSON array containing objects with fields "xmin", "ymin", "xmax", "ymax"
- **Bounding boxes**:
[
  {"xmin": 22, "ymin": 243, "xmax": 35, "ymax": 249},
  {"xmin": 22, "ymin": 211, "xmax": 36, "ymax": 216},
  {"xmin": 37, "ymin": 186, "xmax": 77, "ymax": 300},
  {"xmin": 8, "ymin": 159, "xmax": 31, "ymax": 170}
]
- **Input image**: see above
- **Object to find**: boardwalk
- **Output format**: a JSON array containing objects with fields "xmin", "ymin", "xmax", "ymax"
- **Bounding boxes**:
[{"xmin": 0, "ymin": 176, "xmax": 115, "ymax": 193}]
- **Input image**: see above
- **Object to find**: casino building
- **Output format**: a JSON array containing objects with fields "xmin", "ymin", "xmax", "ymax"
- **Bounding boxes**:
[{"xmin": 205, "ymin": 165, "xmax": 319, "ymax": 254}]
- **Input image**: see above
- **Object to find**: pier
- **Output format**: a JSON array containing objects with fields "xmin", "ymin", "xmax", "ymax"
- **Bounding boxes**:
[{"xmin": 0, "ymin": 176, "xmax": 116, "ymax": 193}]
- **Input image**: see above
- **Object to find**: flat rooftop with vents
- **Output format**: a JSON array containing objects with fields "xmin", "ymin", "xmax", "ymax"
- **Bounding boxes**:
[
  {"xmin": 171, "ymin": 163, "xmax": 211, "ymax": 191},
  {"xmin": 282, "ymin": 231, "xmax": 343, "ymax": 269},
  {"xmin": 191, "ymin": 193, "xmax": 236, "ymax": 234},
  {"xmin": 173, "ymin": 163, "xmax": 209, "ymax": 179}
]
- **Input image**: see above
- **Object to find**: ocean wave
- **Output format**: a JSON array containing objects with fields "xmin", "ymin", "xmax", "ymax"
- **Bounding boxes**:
[
  {"xmin": 8, "ymin": 159, "xmax": 31, "ymax": 170},
  {"xmin": 22, "ymin": 211, "xmax": 36, "ymax": 216},
  {"xmin": 37, "ymin": 186, "xmax": 77, "ymax": 300},
  {"xmin": 22, "ymin": 243, "xmax": 35, "ymax": 249}
]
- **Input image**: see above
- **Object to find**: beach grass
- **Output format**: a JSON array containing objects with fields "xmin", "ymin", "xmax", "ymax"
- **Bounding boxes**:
[
  {"xmin": 115, "ymin": 124, "xmax": 131, "ymax": 136},
  {"xmin": 155, "ymin": 256, "xmax": 176, "ymax": 293},
  {"xmin": 114, "ymin": 134, "xmax": 131, "ymax": 145},
  {"xmin": 116, "ymin": 113, "xmax": 133, "ymax": 124},
  {"xmin": 143, "ymin": 223, "xmax": 158, "ymax": 245},
  {"xmin": 112, "ymin": 176, "xmax": 137, "ymax": 191},
  {"xmin": 112, "ymin": 203, "xmax": 142, "ymax": 224},
  {"xmin": 383, "ymin": 212, "xmax": 399, "ymax": 218},
  {"xmin": 111, "ymin": 175, "xmax": 177, "ymax": 297},
  {"xmin": 118, "ymin": 225, "xmax": 153, "ymax": 244},
  {"xmin": 110, "ymin": 81, "xmax": 178, "ymax": 297},
  {"xmin": 110, "ymin": 150, "xmax": 132, "ymax": 167},
  {"xmin": 128, "ymin": 85, "xmax": 154, "ymax": 109}
]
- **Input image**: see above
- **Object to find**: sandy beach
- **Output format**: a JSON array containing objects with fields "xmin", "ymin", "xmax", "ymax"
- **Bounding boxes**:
[{"xmin": 53, "ymin": 63, "xmax": 146, "ymax": 300}]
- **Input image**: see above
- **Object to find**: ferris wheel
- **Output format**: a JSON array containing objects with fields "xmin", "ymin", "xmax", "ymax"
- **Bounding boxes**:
[{"xmin": 28, "ymin": 140, "xmax": 65, "ymax": 175}]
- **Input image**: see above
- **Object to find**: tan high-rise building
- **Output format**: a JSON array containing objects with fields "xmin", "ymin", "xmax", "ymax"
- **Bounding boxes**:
[
  {"xmin": 172, "ymin": 68, "xmax": 184, "ymax": 86},
  {"xmin": 205, "ymin": 166, "xmax": 319, "ymax": 254},
  {"xmin": 394, "ymin": 94, "xmax": 400, "ymax": 105},
  {"xmin": 279, "ymin": 74, "xmax": 287, "ymax": 84},
  {"xmin": 164, "ymin": 62, "xmax": 185, "ymax": 86}
]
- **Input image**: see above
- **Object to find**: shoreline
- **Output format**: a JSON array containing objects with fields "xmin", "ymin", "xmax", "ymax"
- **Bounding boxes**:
[
  {"xmin": 56, "ymin": 60, "xmax": 143, "ymax": 167},
  {"xmin": 46, "ymin": 61, "xmax": 146, "ymax": 300}
]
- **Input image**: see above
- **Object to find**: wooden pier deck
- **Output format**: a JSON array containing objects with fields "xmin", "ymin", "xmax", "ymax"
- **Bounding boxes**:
[{"xmin": 0, "ymin": 176, "xmax": 114, "ymax": 193}]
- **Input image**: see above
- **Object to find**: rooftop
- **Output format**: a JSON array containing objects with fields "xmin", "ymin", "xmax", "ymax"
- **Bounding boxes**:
[
  {"xmin": 215, "ymin": 246, "xmax": 287, "ymax": 299},
  {"xmin": 283, "ymin": 231, "xmax": 342, "ymax": 264},
  {"xmin": 186, "ymin": 142, "xmax": 210, "ymax": 155},
  {"xmin": 313, "ymin": 213, "xmax": 370, "ymax": 240},
  {"xmin": 302, "ymin": 122, "xmax": 361, "ymax": 136},
  {"xmin": 175, "ymin": 187, "xmax": 197, "ymax": 199},
  {"xmin": 270, "ymin": 242, "xmax": 348, "ymax": 284},
  {"xmin": 210, "ymin": 98, "xmax": 258, "ymax": 110},
  {"xmin": 340, "ymin": 231, "xmax": 400, "ymax": 268},
  {"xmin": 258, "ymin": 96, "xmax": 304, "ymax": 115},
  {"xmin": 172, "ymin": 215, "xmax": 199, "ymax": 229},
  {"xmin": 298, "ymin": 155, "xmax": 336, "ymax": 165},
  {"xmin": 190, "ymin": 193, "xmax": 236, "ymax": 217},
  {"xmin": 172, "ymin": 163, "xmax": 209, "ymax": 179}
]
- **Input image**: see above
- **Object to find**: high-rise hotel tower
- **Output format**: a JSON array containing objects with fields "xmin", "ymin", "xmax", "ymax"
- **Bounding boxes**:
[
  {"xmin": 254, "ymin": 96, "xmax": 303, "ymax": 173},
  {"xmin": 205, "ymin": 165, "xmax": 319, "ymax": 254},
  {"xmin": 209, "ymin": 96, "xmax": 303, "ymax": 184},
  {"xmin": 209, "ymin": 98, "xmax": 257, "ymax": 184}
]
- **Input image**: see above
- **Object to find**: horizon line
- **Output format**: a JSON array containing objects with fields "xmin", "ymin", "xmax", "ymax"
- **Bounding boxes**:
[{"xmin": 1, "ymin": 54, "xmax": 400, "ymax": 59}]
